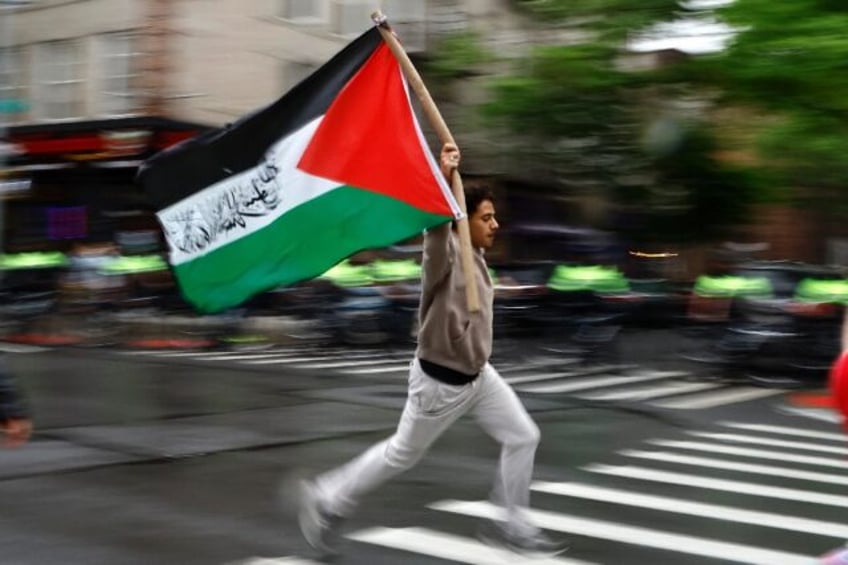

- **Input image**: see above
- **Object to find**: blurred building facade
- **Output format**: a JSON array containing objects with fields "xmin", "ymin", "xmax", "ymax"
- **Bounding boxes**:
[
  {"xmin": 0, "ymin": 0, "xmax": 523, "ymax": 255},
  {"xmin": 2, "ymin": 1, "xmax": 836, "ymax": 268}
]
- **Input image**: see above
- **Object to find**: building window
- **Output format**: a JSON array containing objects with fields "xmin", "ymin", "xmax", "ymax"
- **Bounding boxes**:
[
  {"xmin": 283, "ymin": 61, "xmax": 317, "ymax": 92},
  {"xmin": 280, "ymin": 0, "xmax": 326, "ymax": 23},
  {"xmin": 329, "ymin": 0, "xmax": 372, "ymax": 38},
  {"xmin": 34, "ymin": 40, "xmax": 84, "ymax": 121},
  {"xmin": 0, "ymin": 48, "xmax": 25, "ymax": 125},
  {"xmin": 97, "ymin": 33, "xmax": 139, "ymax": 117}
]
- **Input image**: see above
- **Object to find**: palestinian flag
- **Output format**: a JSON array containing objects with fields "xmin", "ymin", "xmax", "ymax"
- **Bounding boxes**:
[{"xmin": 138, "ymin": 27, "xmax": 461, "ymax": 313}]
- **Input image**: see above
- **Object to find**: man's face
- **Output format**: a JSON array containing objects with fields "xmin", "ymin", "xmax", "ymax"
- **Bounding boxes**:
[{"xmin": 468, "ymin": 199, "xmax": 499, "ymax": 249}]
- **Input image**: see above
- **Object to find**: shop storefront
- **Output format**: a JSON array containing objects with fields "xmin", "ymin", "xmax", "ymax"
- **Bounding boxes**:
[{"xmin": 1, "ymin": 116, "xmax": 208, "ymax": 254}]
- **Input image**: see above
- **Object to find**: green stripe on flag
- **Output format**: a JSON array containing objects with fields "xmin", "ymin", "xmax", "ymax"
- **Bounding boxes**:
[{"xmin": 173, "ymin": 186, "xmax": 448, "ymax": 313}]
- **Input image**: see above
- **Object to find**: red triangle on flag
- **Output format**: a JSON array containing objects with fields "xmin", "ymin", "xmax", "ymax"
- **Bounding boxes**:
[{"xmin": 298, "ymin": 43, "xmax": 455, "ymax": 217}]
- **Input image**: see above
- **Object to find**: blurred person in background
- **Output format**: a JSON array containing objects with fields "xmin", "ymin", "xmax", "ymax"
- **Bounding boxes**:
[
  {"xmin": 296, "ymin": 143, "xmax": 567, "ymax": 558},
  {"xmin": 819, "ymin": 306, "xmax": 848, "ymax": 564},
  {"xmin": 0, "ymin": 356, "xmax": 31, "ymax": 447}
]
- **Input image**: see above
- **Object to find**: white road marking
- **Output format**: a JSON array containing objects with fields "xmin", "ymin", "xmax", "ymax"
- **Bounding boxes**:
[
  {"xmin": 0, "ymin": 343, "xmax": 47, "ymax": 353},
  {"xmin": 518, "ymin": 373, "xmax": 670, "ymax": 394},
  {"xmin": 143, "ymin": 350, "xmax": 215, "ymax": 358},
  {"xmin": 579, "ymin": 381, "xmax": 719, "ymax": 401},
  {"xmin": 689, "ymin": 432, "xmax": 848, "ymax": 455},
  {"xmin": 651, "ymin": 387, "xmax": 783, "ymax": 409},
  {"xmin": 245, "ymin": 354, "xmax": 375, "ymax": 365},
  {"xmin": 778, "ymin": 406, "xmax": 842, "ymax": 423},
  {"xmin": 720, "ymin": 421, "xmax": 847, "ymax": 443},
  {"xmin": 505, "ymin": 371, "xmax": 594, "ymax": 385},
  {"xmin": 294, "ymin": 357, "xmax": 407, "ymax": 369},
  {"xmin": 197, "ymin": 352, "xmax": 302, "ymax": 362},
  {"xmin": 344, "ymin": 363, "xmax": 412, "ymax": 375},
  {"xmin": 649, "ymin": 439, "xmax": 848, "ymax": 469},
  {"xmin": 622, "ymin": 449, "xmax": 848, "ymax": 486},
  {"xmin": 586, "ymin": 464, "xmax": 848, "ymax": 507},
  {"xmin": 429, "ymin": 500, "xmax": 814, "ymax": 565},
  {"xmin": 230, "ymin": 558, "xmax": 324, "ymax": 565},
  {"xmin": 532, "ymin": 480, "xmax": 848, "ymax": 538},
  {"xmin": 348, "ymin": 526, "xmax": 593, "ymax": 564}
]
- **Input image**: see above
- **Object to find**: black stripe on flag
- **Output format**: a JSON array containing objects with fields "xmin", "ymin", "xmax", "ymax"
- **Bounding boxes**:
[{"xmin": 137, "ymin": 27, "xmax": 383, "ymax": 210}]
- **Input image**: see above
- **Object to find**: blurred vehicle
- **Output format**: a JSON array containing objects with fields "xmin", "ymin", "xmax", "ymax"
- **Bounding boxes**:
[
  {"xmin": 490, "ymin": 262, "xmax": 552, "ymax": 340},
  {"xmin": 681, "ymin": 261, "xmax": 847, "ymax": 386},
  {"xmin": 311, "ymin": 256, "xmax": 422, "ymax": 346},
  {"xmin": 620, "ymin": 250, "xmax": 690, "ymax": 327},
  {"xmin": 59, "ymin": 243, "xmax": 127, "ymax": 313},
  {"xmin": 0, "ymin": 251, "xmax": 67, "ymax": 337}
]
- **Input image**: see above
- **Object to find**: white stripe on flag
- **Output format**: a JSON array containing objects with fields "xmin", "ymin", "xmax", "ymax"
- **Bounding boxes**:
[
  {"xmin": 585, "ymin": 464, "xmax": 848, "ymax": 507},
  {"xmin": 532, "ymin": 480, "xmax": 848, "ymax": 538},
  {"xmin": 428, "ymin": 500, "xmax": 814, "ymax": 565},
  {"xmin": 160, "ymin": 117, "xmax": 336, "ymax": 266},
  {"xmin": 347, "ymin": 527, "xmax": 593, "ymax": 565}
]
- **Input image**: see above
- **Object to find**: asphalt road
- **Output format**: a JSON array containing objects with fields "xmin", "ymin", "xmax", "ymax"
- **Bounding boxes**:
[{"xmin": 0, "ymin": 336, "xmax": 844, "ymax": 564}]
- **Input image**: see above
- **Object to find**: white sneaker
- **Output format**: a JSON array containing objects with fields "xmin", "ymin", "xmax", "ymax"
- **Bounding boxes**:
[
  {"xmin": 477, "ymin": 519, "xmax": 569, "ymax": 557},
  {"xmin": 297, "ymin": 480, "xmax": 344, "ymax": 557}
]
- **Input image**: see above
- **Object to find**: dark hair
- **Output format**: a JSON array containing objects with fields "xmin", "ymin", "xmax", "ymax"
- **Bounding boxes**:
[{"xmin": 464, "ymin": 185, "xmax": 494, "ymax": 217}]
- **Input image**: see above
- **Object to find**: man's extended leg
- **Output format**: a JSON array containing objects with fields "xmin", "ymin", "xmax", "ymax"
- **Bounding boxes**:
[
  {"xmin": 300, "ymin": 359, "xmax": 475, "ymax": 552},
  {"xmin": 471, "ymin": 364, "xmax": 568, "ymax": 555}
]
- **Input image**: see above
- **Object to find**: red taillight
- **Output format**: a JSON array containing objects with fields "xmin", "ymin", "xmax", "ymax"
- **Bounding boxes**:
[{"xmin": 786, "ymin": 302, "xmax": 839, "ymax": 317}]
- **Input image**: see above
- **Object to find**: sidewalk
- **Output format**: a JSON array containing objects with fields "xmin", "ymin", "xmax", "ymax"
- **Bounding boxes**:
[{"xmin": 1, "ymin": 309, "xmax": 318, "ymax": 349}]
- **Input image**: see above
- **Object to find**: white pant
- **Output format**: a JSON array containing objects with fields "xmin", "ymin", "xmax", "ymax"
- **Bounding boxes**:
[{"xmin": 315, "ymin": 358, "xmax": 541, "ymax": 535}]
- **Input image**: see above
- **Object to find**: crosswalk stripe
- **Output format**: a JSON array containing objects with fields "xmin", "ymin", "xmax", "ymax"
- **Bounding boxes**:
[
  {"xmin": 231, "ymin": 558, "xmax": 324, "ymax": 565},
  {"xmin": 650, "ymin": 439, "xmax": 848, "ymax": 469},
  {"xmin": 117, "ymin": 345, "xmax": 782, "ymax": 411},
  {"xmin": 294, "ymin": 357, "xmax": 408, "ymax": 369},
  {"xmin": 721, "ymin": 422, "xmax": 848, "ymax": 443},
  {"xmin": 651, "ymin": 387, "xmax": 783, "ymax": 409},
  {"xmin": 344, "ymin": 363, "xmax": 412, "ymax": 375},
  {"xmin": 578, "ymin": 381, "xmax": 720, "ymax": 401},
  {"xmin": 622, "ymin": 449, "xmax": 848, "ymax": 486},
  {"xmin": 586, "ymin": 464, "xmax": 848, "ymax": 507},
  {"xmin": 778, "ymin": 405, "xmax": 842, "ymax": 423},
  {"xmin": 505, "ymin": 371, "xmax": 593, "ymax": 385},
  {"xmin": 147, "ymin": 350, "xmax": 215, "ymax": 358},
  {"xmin": 247, "ymin": 353, "xmax": 380, "ymax": 365},
  {"xmin": 197, "ymin": 352, "xmax": 299, "ymax": 361},
  {"xmin": 429, "ymin": 500, "xmax": 814, "ymax": 565},
  {"xmin": 0, "ymin": 343, "xmax": 47, "ymax": 353},
  {"xmin": 689, "ymin": 432, "xmax": 848, "ymax": 455},
  {"xmin": 347, "ymin": 526, "xmax": 592, "ymax": 564},
  {"xmin": 518, "ymin": 373, "xmax": 669, "ymax": 394},
  {"xmin": 532, "ymin": 480, "xmax": 848, "ymax": 538}
]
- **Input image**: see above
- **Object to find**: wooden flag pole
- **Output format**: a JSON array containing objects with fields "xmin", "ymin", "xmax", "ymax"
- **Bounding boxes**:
[{"xmin": 372, "ymin": 12, "xmax": 481, "ymax": 312}]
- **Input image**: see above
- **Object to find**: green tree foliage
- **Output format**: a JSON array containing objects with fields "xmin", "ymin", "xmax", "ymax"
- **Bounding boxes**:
[
  {"xmin": 429, "ymin": 0, "xmax": 753, "ymax": 244},
  {"xmin": 691, "ymin": 0, "xmax": 848, "ymax": 220}
]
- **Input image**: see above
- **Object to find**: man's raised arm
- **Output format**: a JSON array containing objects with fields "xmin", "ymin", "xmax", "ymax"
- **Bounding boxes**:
[{"xmin": 421, "ymin": 143, "xmax": 461, "ymax": 282}]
